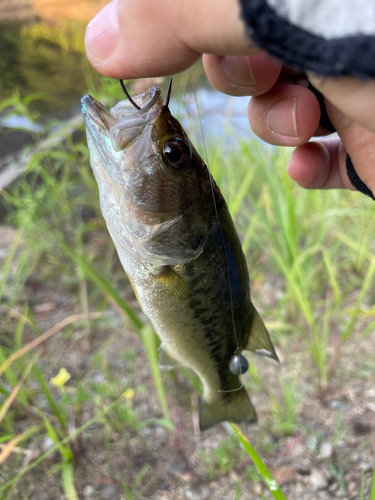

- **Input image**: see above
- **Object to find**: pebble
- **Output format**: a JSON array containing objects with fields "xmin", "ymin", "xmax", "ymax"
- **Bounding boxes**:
[
  {"xmin": 169, "ymin": 462, "xmax": 182, "ymax": 475},
  {"xmin": 294, "ymin": 483, "xmax": 304, "ymax": 494},
  {"xmin": 102, "ymin": 484, "xmax": 120, "ymax": 499},
  {"xmin": 155, "ymin": 426, "xmax": 168, "ymax": 440},
  {"xmin": 327, "ymin": 400, "xmax": 341, "ymax": 409},
  {"xmin": 309, "ymin": 468, "xmax": 328, "ymax": 490},
  {"xmin": 34, "ymin": 302, "xmax": 56, "ymax": 313},
  {"xmin": 317, "ymin": 492, "xmax": 332, "ymax": 500},
  {"xmin": 290, "ymin": 442, "xmax": 305, "ymax": 458},
  {"xmin": 42, "ymin": 436, "xmax": 55, "ymax": 452},
  {"xmin": 319, "ymin": 441, "xmax": 333, "ymax": 459},
  {"xmin": 347, "ymin": 481, "xmax": 357, "ymax": 494},
  {"xmin": 328, "ymin": 482, "xmax": 338, "ymax": 493},
  {"xmin": 92, "ymin": 373, "xmax": 105, "ymax": 384},
  {"xmin": 364, "ymin": 389, "xmax": 375, "ymax": 398},
  {"xmin": 83, "ymin": 485, "xmax": 95, "ymax": 497},
  {"xmin": 185, "ymin": 487, "xmax": 209, "ymax": 500},
  {"xmin": 366, "ymin": 402, "xmax": 375, "ymax": 412},
  {"xmin": 360, "ymin": 461, "xmax": 372, "ymax": 471},
  {"xmin": 305, "ymin": 434, "xmax": 318, "ymax": 451},
  {"xmin": 253, "ymin": 483, "xmax": 262, "ymax": 495},
  {"xmin": 176, "ymin": 471, "xmax": 193, "ymax": 482},
  {"xmin": 229, "ymin": 470, "xmax": 240, "ymax": 483},
  {"xmin": 36, "ymin": 494, "xmax": 49, "ymax": 500}
]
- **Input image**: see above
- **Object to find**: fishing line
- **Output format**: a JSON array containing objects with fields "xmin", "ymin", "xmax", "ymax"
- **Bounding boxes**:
[
  {"xmin": 189, "ymin": 71, "xmax": 244, "ymax": 393},
  {"xmin": 120, "ymin": 76, "xmax": 246, "ymax": 393}
]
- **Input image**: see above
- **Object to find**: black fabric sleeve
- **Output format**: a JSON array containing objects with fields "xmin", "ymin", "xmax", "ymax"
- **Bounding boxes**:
[
  {"xmin": 238, "ymin": 0, "xmax": 375, "ymax": 200},
  {"xmin": 346, "ymin": 156, "xmax": 375, "ymax": 200},
  {"xmin": 238, "ymin": 0, "xmax": 375, "ymax": 78}
]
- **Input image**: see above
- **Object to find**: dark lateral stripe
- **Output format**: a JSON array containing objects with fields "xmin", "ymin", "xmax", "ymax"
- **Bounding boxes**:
[
  {"xmin": 210, "ymin": 345, "xmax": 222, "ymax": 355},
  {"xmin": 189, "ymin": 298, "xmax": 201, "ymax": 309},
  {"xmin": 193, "ymin": 308, "xmax": 209, "ymax": 319}
]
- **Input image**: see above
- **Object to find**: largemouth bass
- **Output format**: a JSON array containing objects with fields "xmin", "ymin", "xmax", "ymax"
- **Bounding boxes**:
[{"xmin": 81, "ymin": 85, "xmax": 277, "ymax": 431}]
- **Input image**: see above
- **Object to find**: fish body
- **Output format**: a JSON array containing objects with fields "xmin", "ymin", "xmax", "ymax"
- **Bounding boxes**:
[{"xmin": 81, "ymin": 86, "xmax": 277, "ymax": 430}]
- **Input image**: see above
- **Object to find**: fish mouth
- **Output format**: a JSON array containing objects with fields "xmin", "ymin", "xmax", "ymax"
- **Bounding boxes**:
[
  {"xmin": 81, "ymin": 87, "xmax": 163, "ymax": 152},
  {"xmin": 110, "ymin": 86, "xmax": 162, "ymax": 121},
  {"xmin": 81, "ymin": 86, "xmax": 162, "ymax": 130},
  {"xmin": 81, "ymin": 95, "xmax": 117, "ymax": 136}
]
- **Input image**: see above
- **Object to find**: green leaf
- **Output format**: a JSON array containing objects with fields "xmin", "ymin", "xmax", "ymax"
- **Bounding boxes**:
[
  {"xmin": 229, "ymin": 424, "xmax": 287, "ymax": 500},
  {"xmin": 62, "ymin": 462, "xmax": 79, "ymax": 500},
  {"xmin": 140, "ymin": 325, "xmax": 171, "ymax": 423}
]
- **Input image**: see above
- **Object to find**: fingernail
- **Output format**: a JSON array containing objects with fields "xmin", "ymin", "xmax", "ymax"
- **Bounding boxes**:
[
  {"xmin": 222, "ymin": 55, "xmax": 257, "ymax": 87},
  {"xmin": 85, "ymin": 0, "xmax": 119, "ymax": 64},
  {"xmin": 266, "ymin": 98, "xmax": 298, "ymax": 137}
]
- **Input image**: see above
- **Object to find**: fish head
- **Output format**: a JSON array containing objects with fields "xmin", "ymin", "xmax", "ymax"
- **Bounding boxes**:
[{"xmin": 81, "ymin": 87, "xmax": 214, "ymax": 265}]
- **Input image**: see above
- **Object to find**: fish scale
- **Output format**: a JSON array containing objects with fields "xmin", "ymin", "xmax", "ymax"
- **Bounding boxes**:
[{"xmin": 81, "ymin": 84, "xmax": 278, "ymax": 431}]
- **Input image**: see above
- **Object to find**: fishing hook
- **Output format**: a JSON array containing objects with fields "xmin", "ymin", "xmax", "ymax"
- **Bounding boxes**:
[
  {"xmin": 119, "ymin": 80, "xmax": 141, "ymax": 110},
  {"xmin": 119, "ymin": 79, "xmax": 173, "ymax": 110},
  {"xmin": 165, "ymin": 78, "xmax": 172, "ymax": 108}
]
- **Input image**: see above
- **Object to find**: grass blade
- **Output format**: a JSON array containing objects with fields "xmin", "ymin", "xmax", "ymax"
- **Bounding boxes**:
[
  {"xmin": 0, "ymin": 426, "xmax": 40, "ymax": 466},
  {"xmin": 0, "ymin": 396, "xmax": 125, "ymax": 494},
  {"xmin": 370, "ymin": 466, "xmax": 375, "ymax": 500},
  {"xmin": 32, "ymin": 364, "xmax": 66, "ymax": 427},
  {"xmin": 0, "ymin": 221, "xmax": 26, "ymax": 302},
  {"xmin": 229, "ymin": 424, "xmax": 287, "ymax": 500},
  {"xmin": 0, "ymin": 349, "xmax": 41, "ymax": 425},
  {"xmin": 0, "ymin": 313, "xmax": 102, "ymax": 377},
  {"xmin": 0, "ymin": 434, "xmax": 27, "ymax": 465},
  {"xmin": 47, "ymin": 227, "xmax": 143, "ymax": 329},
  {"xmin": 62, "ymin": 461, "xmax": 79, "ymax": 500},
  {"xmin": 140, "ymin": 325, "xmax": 171, "ymax": 423}
]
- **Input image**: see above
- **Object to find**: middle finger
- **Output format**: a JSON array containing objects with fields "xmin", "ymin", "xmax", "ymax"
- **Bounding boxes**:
[{"xmin": 203, "ymin": 52, "xmax": 282, "ymax": 97}]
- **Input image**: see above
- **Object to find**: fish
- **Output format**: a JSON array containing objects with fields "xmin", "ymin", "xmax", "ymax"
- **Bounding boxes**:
[{"xmin": 81, "ymin": 84, "xmax": 278, "ymax": 431}]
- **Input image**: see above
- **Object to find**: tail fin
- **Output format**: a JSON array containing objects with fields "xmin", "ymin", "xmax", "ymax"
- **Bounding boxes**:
[{"xmin": 199, "ymin": 387, "xmax": 257, "ymax": 431}]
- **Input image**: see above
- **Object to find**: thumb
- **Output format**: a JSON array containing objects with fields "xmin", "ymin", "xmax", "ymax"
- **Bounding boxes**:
[{"xmin": 85, "ymin": 0, "xmax": 256, "ymax": 79}]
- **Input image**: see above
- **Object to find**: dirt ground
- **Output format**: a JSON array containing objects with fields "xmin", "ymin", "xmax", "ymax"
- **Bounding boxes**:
[{"xmin": 1, "ymin": 224, "xmax": 374, "ymax": 500}]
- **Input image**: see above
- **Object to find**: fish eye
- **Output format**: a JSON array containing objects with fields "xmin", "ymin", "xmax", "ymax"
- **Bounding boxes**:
[{"xmin": 162, "ymin": 137, "xmax": 191, "ymax": 170}]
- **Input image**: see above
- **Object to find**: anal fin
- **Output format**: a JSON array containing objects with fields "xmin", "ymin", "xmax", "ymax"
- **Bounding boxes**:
[
  {"xmin": 244, "ymin": 308, "xmax": 279, "ymax": 362},
  {"xmin": 158, "ymin": 344, "xmax": 181, "ymax": 371}
]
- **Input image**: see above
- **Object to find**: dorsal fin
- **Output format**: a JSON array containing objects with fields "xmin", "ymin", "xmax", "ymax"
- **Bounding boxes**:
[{"xmin": 244, "ymin": 308, "xmax": 279, "ymax": 362}]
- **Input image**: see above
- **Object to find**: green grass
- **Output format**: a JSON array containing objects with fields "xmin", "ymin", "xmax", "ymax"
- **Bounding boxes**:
[{"xmin": 0, "ymin": 85, "xmax": 374, "ymax": 498}]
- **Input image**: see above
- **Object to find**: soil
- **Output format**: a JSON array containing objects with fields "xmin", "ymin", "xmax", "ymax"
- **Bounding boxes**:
[{"xmin": 0, "ymin": 224, "xmax": 374, "ymax": 500}]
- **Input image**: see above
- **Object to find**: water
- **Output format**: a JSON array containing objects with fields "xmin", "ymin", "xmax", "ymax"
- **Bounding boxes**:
[
  {"xmin": 174, "ymin": 88, "xmax": 254, "ymax": 140},
  {"xmin": 0, "ymin": 18, "xmax": 98, "ymax": 117},
  {"xmin": 0, "ymin": 13, "xmax": 254, "ymax": 159}
]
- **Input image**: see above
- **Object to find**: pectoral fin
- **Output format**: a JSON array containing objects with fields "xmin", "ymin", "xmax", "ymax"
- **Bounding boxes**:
[
  {"xmin": 158, "ymin": 345, "xmax": 181, "ymax": 371},
  {"xmin": 244, "ymin": 308, "xmax": 279, "ymax": 362},
  {"xmin": 199, "ymin": 387, "xmax": 257, "ymax": 431}
]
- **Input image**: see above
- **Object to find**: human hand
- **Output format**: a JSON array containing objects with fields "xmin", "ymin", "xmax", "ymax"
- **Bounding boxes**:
[
  {"xmin": 85, "ymin": 0, "xmax": 375, "ymax": 198},
  {"xmin": 204, "ymin": 54, "xmax": 375, "ymax": 197}
]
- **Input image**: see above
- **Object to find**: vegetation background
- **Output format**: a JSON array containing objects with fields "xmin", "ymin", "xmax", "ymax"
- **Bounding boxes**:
[{"xmin": 0, "ymin": 4, "xmax": 375, "ymax": 500}]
